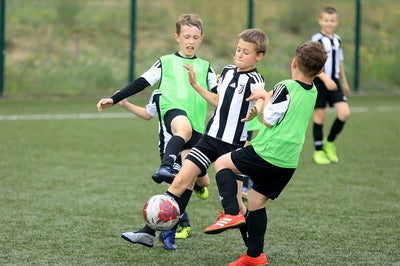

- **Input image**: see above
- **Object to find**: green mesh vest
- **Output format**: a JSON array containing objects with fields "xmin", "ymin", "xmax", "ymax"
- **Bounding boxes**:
[
  {"xmin": 159, "ymin": 54, "xmax": 210, "ymax": 133},
  {"xmin": 251, "ymin": 79, "xmax": 317, "ymax": 168}
]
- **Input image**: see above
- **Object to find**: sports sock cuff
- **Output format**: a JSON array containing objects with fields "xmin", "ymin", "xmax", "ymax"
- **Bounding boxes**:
[
  {"xmin": 165, "ymin": 189, "xmax": 192, "ymax": 214},
  {"xmin": 193, "ymin": 182, "xmax": 202, "ymax": 191},
  {"xmin": 161, "ymin": 136, "xmax": 186, "ymax": 167}
]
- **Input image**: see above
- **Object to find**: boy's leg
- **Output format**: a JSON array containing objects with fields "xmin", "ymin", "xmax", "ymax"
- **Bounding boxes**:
[
  {"xmin": 167, "ymin": 159, "xmax": 201, "ymax": 212},
  {"xmin": 328, "ymin": 101, "xmax": 350, "ymax": 142},
  {"xmin": 193, "ymin": 174, "xmax": 209, "ymax": 199},
  {"xmin": 153, "ymin": 111, "xmax": 192, "ymax": 183},
  {"xmin": 180, "ymin": 148, "xmax": 209, "ymax": 199},
  {"xmin": 313, "ymin": 108, "xmax": 331, "ymax": 165},
  {"xmin": 324, "ymin": 102, "xmax": 350, "ymax": 163},
  {"xmin": 204, "ymin": 153, "xmax": 246, "ymax": 234}
]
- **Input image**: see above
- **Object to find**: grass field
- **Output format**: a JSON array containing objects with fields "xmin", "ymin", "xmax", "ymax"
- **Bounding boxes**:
[{"xmin": 1, "ymin": 95, "xmax": 399, "ymax": 265}]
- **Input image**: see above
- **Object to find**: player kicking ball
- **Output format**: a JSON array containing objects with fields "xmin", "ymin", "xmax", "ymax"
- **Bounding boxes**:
[{"xmin": 205, "ymin": 41, "xmax": 328, "ymax": 265}]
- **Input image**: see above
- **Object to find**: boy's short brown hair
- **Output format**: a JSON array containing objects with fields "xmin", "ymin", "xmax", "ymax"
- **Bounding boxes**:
[
  {"xmin": 321, "ymin": 6, "xmax": 337, "ymax": 16},
  {"xmin": 238, "ymin": 28, "xmax": 268, "ymax": 55},
  {"xmin": 176, "ymin": 14, "xmax": 203, "ymax": 35},
  {"xmin": 295, "ymin": 41, "xmax": 328, "ymax": 77}
]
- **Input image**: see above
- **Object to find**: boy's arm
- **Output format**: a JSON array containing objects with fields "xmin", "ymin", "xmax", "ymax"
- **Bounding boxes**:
[
  {"xmin": 97, "ymin": 77, "xmax": 151, "ymax": 114},
  {"xmin": 119, "ymin": 99, "xmax": 153, "ymax": 120},
  {"xmin": 184, "ymin": 63, "xmax": 219, "ymax": 107},
  {"xmin": 339, "ymin": 62, "xmax": 350, "ymax": 96},
  {"xmin": 241, "ymin": 89, "xmax": 271, "ymax": 123},
  {"xmin": 317, "ymin": 72, "xmax": 337, "ymax": 91}
]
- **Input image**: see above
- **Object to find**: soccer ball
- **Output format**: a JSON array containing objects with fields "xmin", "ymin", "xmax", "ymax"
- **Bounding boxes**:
[{"xmin": 143, "ymin": 194, "xmax": 180, "ymax": 231}]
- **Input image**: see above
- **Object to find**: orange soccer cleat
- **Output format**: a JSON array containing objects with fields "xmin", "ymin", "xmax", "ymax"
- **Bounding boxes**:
[
  {"xmin": 203, "ymin": 210, "xmax": 245, "ymax": 234},
  {"xmin": 228, "ymin": 253, "xmax": 268, "ymax": 266}
]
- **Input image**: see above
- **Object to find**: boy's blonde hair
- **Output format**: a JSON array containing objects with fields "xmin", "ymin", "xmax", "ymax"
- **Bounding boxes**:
[
  {"xmin": 238, "ymin": 29, "xmax": 268, "ymax": 55},
  {"xmin": 176, "ymin": 14, "xmax": 203, "ymax": 35},
  {"xmin": 295, "ymin": 41, "xmax": 328, "ymax": 77}
]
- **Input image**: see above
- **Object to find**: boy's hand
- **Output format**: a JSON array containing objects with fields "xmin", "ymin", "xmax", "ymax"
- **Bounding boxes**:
[
  {"xmin": 97, "ymin": 98, "xmax": 114, "ymax": 113},
  {"xmin": 342, "ymin": 83, "xmax": 350, "ymax": 97},
  {"xmin": 183, "ymin": 63, "xmax": 198, "ymax": 88},
  {"xmin": 324, "ymin": 78, "xmax": 338, "ymax": 91},
  {"xmin": 246, "ymin": 89, "xmax": 269, "ymax": 102},
  {"xmin": 241, "ymin": 106, "xmax": 258, "ymax": 122}
]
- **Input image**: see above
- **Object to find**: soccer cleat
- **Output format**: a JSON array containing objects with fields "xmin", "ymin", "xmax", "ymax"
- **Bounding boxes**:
[
  {"xmin": 152, "ymin": 166, "xmax": 175, "ymax": 184},
  {"xmin": 158, "ymin": 230, "xmax": 177, "ymax": 250},
  {"xmin": 204, "ymin": 210, "xmax": 245, "ymax": 234},
  {"xmin": 323, "ymin": 139, "xmax": 339, "ymax": 163},
  {"xmin": 313, "ymin": 150, "xmax": 331, "ymax": 165},
  {"xmin": 121, "ymin": 231, "xmax": 155, "ymax": 248},
  {"xmin": 172, "ymin": 163, "xmax": 181, "ymax": 174},
  {"xmin": 228, "ymin": 253, "xmax": 268, "ymax": 266},
  {"xmin": 175, "ymin": 226, "xmax": 192, "ymax": 239},
  {"xmin": 194, "ymin": 187, "xmax": 209, "ymax": 200}
]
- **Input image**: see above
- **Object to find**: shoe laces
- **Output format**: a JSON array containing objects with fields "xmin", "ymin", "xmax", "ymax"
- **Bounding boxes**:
[{"xmin": 216, "ymin": 209, "xmax": 224, "ymax": 221}]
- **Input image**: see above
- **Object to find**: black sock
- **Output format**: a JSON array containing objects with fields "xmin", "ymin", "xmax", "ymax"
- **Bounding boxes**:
[
  {"xmin": 137, "ymin": 224, "xmax": 156, "ymax": 236},
  {"xmin": 239, "ymin": 209, "xmax": 250, "ymax": 246},
  {"xmin": 216, "ymin": 168, "xmax": 239, "ymax": 215},
  {"xmin": 313, "ymin": 122, "xmax": 323, "ymax": 150},
  {"xmin": 193, "ymin": 182, "xmax": 202, "ymax": 191},
  {"xmin": 161, "ymin": 136, "xmax": 185, "ymax": 168},
  {"xmin": 165, "ymin": 189, "xmax": 193, "ymax": 215},
  {"xmin": 328, "ymin": 118, "xmax": 345, "ymax": 142},
  {"xmin": 247, "ymin": 208, "xmax": 267, "ymax": 258},
  {"xmin": 178, "ymin": 211, "xmax": 191, "ymax": 227}
]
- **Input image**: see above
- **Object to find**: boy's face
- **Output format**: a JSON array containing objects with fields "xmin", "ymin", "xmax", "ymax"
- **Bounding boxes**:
[
  {"xmin": 319, "ymin": 12, "xmax": 338, "ymax": 36},
  {"xmin": 234, "ymin": 39, "xmax": 264, "ymax": 72},
  {"xmin": 174, "ymin": 25, "xmax": 203, "ymax": 58}
]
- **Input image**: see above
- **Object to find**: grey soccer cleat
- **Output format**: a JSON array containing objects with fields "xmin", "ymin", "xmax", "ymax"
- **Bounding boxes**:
[{"xmin": 121, "ymin": 231, "xmax": 155, "ymax": 247}]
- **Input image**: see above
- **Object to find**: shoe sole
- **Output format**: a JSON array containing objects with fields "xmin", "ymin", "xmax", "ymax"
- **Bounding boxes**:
[
  {"xmin": 152, "ymin": 173, "xmax": 175, "ymax": 184},
  {"xmin": 121, "ymin": 234, "xmax": 154, "ymax": 248},
  {"xmin": 204, "ymin": 220, "xmax": 246, "ymax": 234}
]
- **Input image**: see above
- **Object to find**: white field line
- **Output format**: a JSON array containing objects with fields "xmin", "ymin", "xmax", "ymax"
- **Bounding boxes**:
[{"xmin": 0, "ymin": 106, "xmax": 399, "ymax": 121}]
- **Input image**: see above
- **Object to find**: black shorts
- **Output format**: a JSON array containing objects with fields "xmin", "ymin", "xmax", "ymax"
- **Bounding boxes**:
[
  {"xmin": 163, "ymin": 109, "xmax": 203, "ymax": 150},
  {"xmin": 314, "ymin": 76, "xmax": 347, "ymax": 108},
  {"xmin": 231, "ymin": 145, "xmax": 295, "ymax": 200},
  {"xmin": 186, "ymin": 134, "xmax": 245, "ymax": 177}
]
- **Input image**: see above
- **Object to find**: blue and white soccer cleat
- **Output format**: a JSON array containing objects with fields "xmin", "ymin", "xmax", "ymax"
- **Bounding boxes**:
[
  {"xmin": 158, "ymin": 230, "xmax": 177, "ymax": 250},
  {"xmin": 152, "ymin": 166, "xmax": 176, "ymax": 184}
]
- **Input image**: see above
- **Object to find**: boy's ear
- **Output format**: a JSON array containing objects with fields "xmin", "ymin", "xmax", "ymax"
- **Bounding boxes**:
[
  {"xmin": 292, "ymin": 58, "xmax": 297, "ymax": 68},
  {"xmin": 256, "ymin": 52, "xmax": 265, "ymax": 62},
  {"xmin": 174, "ymin": 33, "xmax": 179, "ymax": 42}
]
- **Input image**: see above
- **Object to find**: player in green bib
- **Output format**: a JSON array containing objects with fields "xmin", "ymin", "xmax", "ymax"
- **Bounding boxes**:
[
  {"xmin": 97, "ymin": 14, "xmax": 218, "ymax": 250},
  {"xmin": 206, "ymin": 41, "xmax": 328, "ymax": 265}
]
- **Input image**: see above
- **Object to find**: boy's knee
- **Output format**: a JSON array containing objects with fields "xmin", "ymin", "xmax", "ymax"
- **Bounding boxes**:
[{"xmin": 196, "ymin": 175, "xmax": 210, "ymax": 187}]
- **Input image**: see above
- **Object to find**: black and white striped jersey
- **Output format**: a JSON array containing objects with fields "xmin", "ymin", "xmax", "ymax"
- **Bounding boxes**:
[
  {"xmin": 205, "ymin": 65, "xmax": 265, "ymax": 145},
  {"xmin": 146, "ymin": 89, "xmax": 171, "ymax": 160},
  {"xmin": 311, "ymin": 32, "xmax": 344, "ymax": 79}
]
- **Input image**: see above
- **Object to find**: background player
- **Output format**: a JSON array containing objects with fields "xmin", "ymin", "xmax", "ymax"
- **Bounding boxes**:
[{"xmin": 311, "ymin": 6, "xmax": 351, "ymax": 165}]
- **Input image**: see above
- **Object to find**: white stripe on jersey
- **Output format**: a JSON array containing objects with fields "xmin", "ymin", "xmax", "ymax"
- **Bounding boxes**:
[{"xmin": 206, "ymin": 66, "xmax": 265, "ymax": 145}]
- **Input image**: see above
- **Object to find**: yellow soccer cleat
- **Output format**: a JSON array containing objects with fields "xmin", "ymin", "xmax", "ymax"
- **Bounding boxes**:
[
  {"xmin": 313, "ymin": 150, "xmax": 331, "ymax": 165},
  {"xmin": 323, "ymin": 139, "xmax": 339, "ymax": 163}
]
